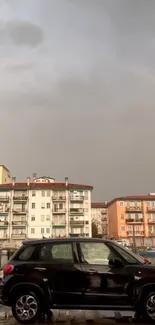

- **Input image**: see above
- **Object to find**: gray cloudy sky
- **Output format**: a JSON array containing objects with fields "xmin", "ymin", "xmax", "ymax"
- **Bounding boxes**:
[{"xmin": 1, "ymin": 0, "xmax": 155, "ymax": 200}]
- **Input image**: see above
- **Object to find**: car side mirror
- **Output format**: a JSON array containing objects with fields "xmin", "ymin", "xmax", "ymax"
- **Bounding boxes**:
[{"xmin": 109, "ymin": 258, "xmax": 123, "ymax": 268}]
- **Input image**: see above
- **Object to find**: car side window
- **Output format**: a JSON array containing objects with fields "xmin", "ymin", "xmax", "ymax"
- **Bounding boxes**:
[
  {"xmin": 18, "ymin": 245, "xmax": 36, "ymax": 261},
  {"xmin": 39, "ymin": 243, "xmax": 74, "ymax": 263},
  {"xmin": 80, "ymin": 242, "xmax": 118, "ymax": 265}
]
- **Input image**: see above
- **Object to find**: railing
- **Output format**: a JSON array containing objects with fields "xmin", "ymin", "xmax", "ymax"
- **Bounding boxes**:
[
  {"xmin": 101, "ymin": 209, "xmax": 107, "ymax": 214},
  {"xmin": 0, "ymin": 196, "xmax": 9, "ymax": 201},
  {"xmin": 13, "ymin": 196, "xmax": 28, "ymax": 200},
  {"xmin": 147, "ymin": 207, "xmax": 155, "ymax": 213},
  {"xmin": 126, "ymin": 207, "xmax": 142, "ymax": 212},
  {"xmin": 53, "ymin": 209, "xmax": 66, "ymax": 214},
  {"xmin": 12, "ymin": 221, "xmax": 27, "ymax": 226},
  {"xmin": 70, "ymin": 220, "xmax": 84, "ymax": 226},
  {"xmin": 70, "ymin": 208, "xmax": 84, "ymax": 215},
  {"xmin": 0, "ymin": 221, "xmax": 8, "ymax": 226},
  {"xmin": 148, "ymin": 219, "xmax": 155, "ymax": 224},
  {"xmin": 70, "ymin": 196, "xmax": 84, "ymax": 202},
  {"xmin": 126, "ymin": 218, "xmax": 143, "ymax": 223},
  {"xmin": 0, "ymin": 208, "xmax": 9, "ymax": 214},
  {"xmin": 0, "ymin": 234, "xmax": 8, "ymax": 239},
  {"xmin": 11, "ymin": 233, "xmax": 27, "ymax": 239},
  {"xmin": 127, "ymin": 231, "xmax": 144, "ymax": 236},
  {"xmin": 52, "ymin": 196, "xmax": 66, "ymax": 201},
  {"xmin": 12, "ymin": 209, "xmax": 27, "ymax": 214}
]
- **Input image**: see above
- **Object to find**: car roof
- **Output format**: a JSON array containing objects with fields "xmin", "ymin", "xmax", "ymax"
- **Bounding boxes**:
[{"xmin": 22, "ymin": 237, "xmax": 109, "ymax": 246}]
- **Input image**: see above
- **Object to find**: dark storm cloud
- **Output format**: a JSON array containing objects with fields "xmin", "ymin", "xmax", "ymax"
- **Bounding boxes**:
[{"xmin": 0, "ymin": 0, "xmax": 155, "ymax": 200}]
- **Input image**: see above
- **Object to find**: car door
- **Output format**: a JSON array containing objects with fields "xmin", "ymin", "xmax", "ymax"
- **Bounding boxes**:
[
  {"xmin": 78, "ymin": 241, "xmax": 134, "ymax": 308},
  {"xmin": 36, "ymin": 241, "xmax": 85, "ymax": 306}
]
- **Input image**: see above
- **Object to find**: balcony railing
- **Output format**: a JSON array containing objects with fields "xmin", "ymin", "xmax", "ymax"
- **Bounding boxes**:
[
  {"xmin": 0, "ymin": 196, "xmax": 9, "ymax": 202},
  {"xmin": 70, "ymin": 220, "xmax": 84, "ymax": 227},
  {"xmin": 53, "ymin": 209, "xmax": 66, "ymax": 214},
  {"xmin": 126, "ymin": 218, "xmax": 143, "ymax": 223},
  {"xmin": 126, "ymin": 207, "xmax": 142, "ymax": 213},
  {"xmin": 70, "ymin": 208, "xmax": 84, "ymax": 215},
  {"xmin": 70, "ymin": 196, "xmax": 84, "ymax": 202},
  {"xmin": 149, "ymin": 232, "xmax": 155, "ymax": 237},
  {"xmin": 148, "ymin": 219, "xmax": 155, "ymax": 224},
  {"xmin": 52, "ymin": 196, "xmax": 66, "ymax": 201},
  {"xmin": 0, "ymin": 208, "xmax": 9, "ymax": 214},
  {"xmin": 52, "ymin": 222, "xmax": 66, "ymax": 227},
  {"xmin": 11, "ymin": 233, "xmax": 27, "ymax": 239},
  {"xmin": 0, "ymin": 234, "xmax": 8, "ymax": 239},
  {"xmin": 0, "ymin": 221, "xmax": 8, "ymax": 226},
  {"xmin": 147, "ymin": 207, "xmax": 155, "ymax": 213},
  {"xmin": 13, "ymin": 196, "xmax": 28, "ymax": 201},
  {"xmin": 12, "ymin": 221, "xmax": 27, "ymax": 226},
  {"xmin": 12, "ymin": 209, "xmax": 27, "ymax": 215},
  {"xmin": 127, "ymin": 231, "xmax": 144, "ymax": 236},
  {"xmin": 101, "ymin": 209, "xmax": 107, "ymax": 214}
]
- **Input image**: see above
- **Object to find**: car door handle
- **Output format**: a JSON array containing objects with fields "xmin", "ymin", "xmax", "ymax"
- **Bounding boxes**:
[
  {"xmin": 34, "ymin": 267, "xmax": 46, "ymax": 271},
  {"xmin": 88, "ymin": 268, "xmax": 96, "ymax": 273}
]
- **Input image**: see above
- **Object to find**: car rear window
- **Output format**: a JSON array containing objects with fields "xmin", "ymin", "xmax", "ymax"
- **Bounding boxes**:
[{"xmin": 12, "ymin": 245, "xmax": 36, "ymax": 261}]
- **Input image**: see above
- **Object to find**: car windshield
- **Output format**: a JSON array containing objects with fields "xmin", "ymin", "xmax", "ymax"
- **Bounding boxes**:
[{"xmin": 112, "ymin": 242, "xmax": 145, "ymax": 264}]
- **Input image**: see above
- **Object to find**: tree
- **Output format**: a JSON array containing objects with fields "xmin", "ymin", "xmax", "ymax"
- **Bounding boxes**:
[{"xmin": 91, "ymin": 222, "xmax": 98, "ymax": 238}]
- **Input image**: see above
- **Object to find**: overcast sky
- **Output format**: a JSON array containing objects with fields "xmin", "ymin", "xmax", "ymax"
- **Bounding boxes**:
[{"xmin": 1, "ymin": 0, "xmax": 155, "ymax": 200}]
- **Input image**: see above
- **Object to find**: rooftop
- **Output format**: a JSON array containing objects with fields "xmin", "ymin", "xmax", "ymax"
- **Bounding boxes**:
[
  {"xmin": 91, "ymin": 202, "xmax": 107, "ymax": 208},
  {"xmin": 0, "ymin": 182, "xmax": 93, "ymax": 191},
  {"xmin": 108, "ymin": 195, "xmax": 155, "ymax": 206}
]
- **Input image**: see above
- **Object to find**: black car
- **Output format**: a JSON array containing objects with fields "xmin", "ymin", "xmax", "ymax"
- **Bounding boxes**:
[{"xmin": 0, "ymin": 237, "xmax": 155, "ymax": 324}]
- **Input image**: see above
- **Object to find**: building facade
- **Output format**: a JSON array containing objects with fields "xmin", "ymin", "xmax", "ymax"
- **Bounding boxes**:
[
  {"xmin": 0, "ymin": 165, "xmax": 11, "ymax": 184},
  {"xmin": 91, "ymin": 202, "xmax": 108, "ymax": 237},
  {"xmin": 0, "ymin": 177, "xmax": 93, "ymax": 249},
  {"xmin": 108, "ymin": 194, "xmax": 155, "ymax": 247}
]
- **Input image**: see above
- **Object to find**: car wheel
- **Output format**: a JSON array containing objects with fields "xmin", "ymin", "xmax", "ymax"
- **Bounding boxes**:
[
  {"xmin": 141, "ymin": 291, "xmax": 155, "ymax": 323},
  {"xmin": 12, "ymin": 291, "xmax": 39, "ymax": 324}
]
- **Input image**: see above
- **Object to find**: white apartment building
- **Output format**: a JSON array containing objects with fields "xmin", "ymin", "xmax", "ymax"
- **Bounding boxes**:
[
  {"xmin": 91, "ymin": 202, "xmax": 108, "ymax": 237},
  {"xmin": 0, "ymin": 177, "xmax": 93, "ymax": 249}
]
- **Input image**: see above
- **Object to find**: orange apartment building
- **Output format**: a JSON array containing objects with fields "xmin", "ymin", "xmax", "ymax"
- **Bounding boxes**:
[{"xmin": 108, "ymin": 194, "xmax": 155, "ymax": 247}]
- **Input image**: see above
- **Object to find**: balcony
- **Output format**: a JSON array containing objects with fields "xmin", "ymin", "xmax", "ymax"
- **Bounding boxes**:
[
  {"xmin": 148, "ymin": 219, "xmax": 155, "ymax": 224},
  {"xmin": 0, "ymin": 196, "xmax": 9, "ymax": 202},
  {"xmin": 0, "ymin": 208, "xmax": 9, "ymax": 215},
  {"xmin": 70, "ymin": 220, "xmax": 84, "ymax": 227},
  {"xmin": 70, "ymin": 208, "xmax": 84, "ymax": 216},
  {"xmin": 12, "ymin": 209, "xmax": 27, "ymax": 215},
  {"xmin": 11, "ymin": 233, "xmax": 27, "ymax": 239},
  {"xmin": 13, "ymin": 196, "xmax": 28, "ymax": 203},
  {"xmin": 126, "ymin": 218, "xmax": 143, "ymax": 224},
  {"xmin": 127, "ymin": 231, "xmax": 144, "ymax": 236},
  {"xmin": 101, "ymin": 209, "xmax": 107, "ymax": 215},
  {"xmin": 0, "ymin": 234, "xmax": 8, "ymax": 240},
  {"xmin": 126, "ymin": 207, "xmax": 142, "ymax": 213},
  {"xmin": 70, "ymin": 196, "xmax": 84, "ymax": 202},
  {"xmin": 0, "ymin": 221, "xmax": 8, "ymax": 227},
  {"xmin": 12, "ymin": 221, "xmax": 27, "ymax": 227},
  {"xmin": 147, "ymin": 207, "xmax": 155, "ymax": 213},
  {"xmin": 52, "ymin": 196, "xmax": 66, "ymax": 201},
  {"xmin": 53, "ymin": 209, "xmax": 66, "ymax": 215},
  {"xmin": 149, "ymin": 232, "xmax": 155, "ymax": 237},
  {"xmin": 101, "ymin": 216, "xmax": 107, "ymax": 222},
  {"xmin": 53, "ymin": 223, "xmax": 66, "ymax": 228}
]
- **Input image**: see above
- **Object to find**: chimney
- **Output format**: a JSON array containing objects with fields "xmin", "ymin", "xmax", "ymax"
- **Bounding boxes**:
[
  {"xmin": 27, "ymin": 177, "xmax": 30, "ymax": 186},
  {"xmin": 12, "ymin": 177, "xmax": 16, "ymax": 186},
  {"xmin": 65, "ymin": 177, "xmax": 68, "ymax": 186},
  {"xmin": 32, "ymin": 173, "xmax": 37, "ymax": 181}
]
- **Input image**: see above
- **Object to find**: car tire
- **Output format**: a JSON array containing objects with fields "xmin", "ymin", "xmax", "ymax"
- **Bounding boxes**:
[
  {"xmin": 12, "ymin": 291, "xmax": 40, "ymax": 324},
  {"xmin": 138, "ymin": 291, "xmax": 155, "ymax": 323}
]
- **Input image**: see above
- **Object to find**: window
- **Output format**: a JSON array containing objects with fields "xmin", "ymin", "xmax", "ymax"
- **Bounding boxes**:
[
  {"xmin": 120, "ymin": 214, "xmax": 124, "ymax": 219},
  {"xmin": 47, "ymin": 203, "xmax": 50, "ymax": 209},
  {"xmin": 32, "ymin": 191, "xmax": 36, "ymax": 197},
  {"xmin": 31, "ymin": 228, "xmax": 35, "ymax": 234},
  {"xmin": 31, "ymin": 216, "xmax": 35, "ymax": 221},
  {"xmin": 147, "ymin": 201, "xmax": 151, "ymax": 207},
  {"xmin": 39, "ymin": 243, "xmax": 73, "ymax": 262},
  {"xmin": 47, "ymin": 191, "xmax": 51, "ymax": 197},
  {"xmin": 41, "ymin": 228, "xmax": 44, "ymax": 234},
  {"xmin": 126, "ymin": 202, "xmax": 130, "ymax": 208},
  {"xmin": 80, "ymin": 242, "xmax": 117, "ymax": 265},
  {"xmin": 32, "ymin": 203, "xmax": 35, "ymax": 209},
  {"xmin": 121, "ymin": 226, "xmax": 125, "ymax": 231},
  {"xmin": 120, "ymin": 201, "xmax": 124, "ymax": 207},
  {"xmin": 18, "ymin": 246, "xmax": 35, "ymax": 261},
  {"xmin": 112, "ymin": 244, "xmax": 144, "ymax": 264},
  {"xmin": 46, "ymin": 215, "xmax": 50, "ymax": 221},
  {"xmin": 41, "ymin": 191, "xmax": 45, "ymax": 197},
  {"xmin": 41, "ymin": 215, "xmax": 45, "ymax": 222},
  {"xmin": 41, "ymin": 203, "xmax": 45, "ymax": 209},
  {"xmin": 46, "ymin": 228, "xmax": 50, "ymax": 234}
]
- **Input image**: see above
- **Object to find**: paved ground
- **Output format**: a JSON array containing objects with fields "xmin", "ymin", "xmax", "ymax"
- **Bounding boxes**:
[{"xmin": 0, "ymin": 308, "xmax": 137, "ymax": 325}]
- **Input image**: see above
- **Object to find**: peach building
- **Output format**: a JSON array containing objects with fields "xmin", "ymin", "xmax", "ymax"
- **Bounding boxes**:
[
  {"xmin": 91, "ymin": 202, "xmax": 108, "ymax": 237},
  {"xmin": 108, "ymin": 194, "xmax": 155, "ymax": 247}
]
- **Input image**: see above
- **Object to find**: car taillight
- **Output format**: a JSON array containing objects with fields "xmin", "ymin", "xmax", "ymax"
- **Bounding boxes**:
[{"xmin": 3, "ymin": 264, "xmax": 14, "ymax": 275}]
